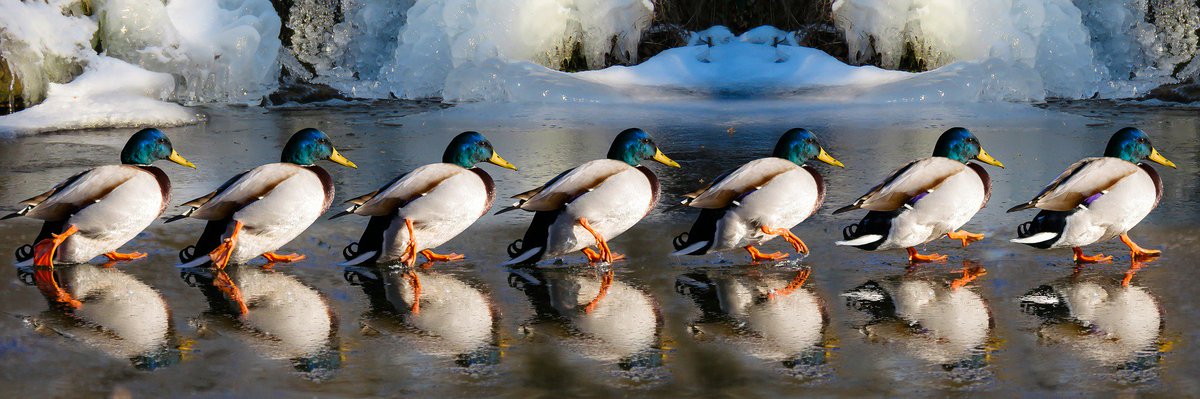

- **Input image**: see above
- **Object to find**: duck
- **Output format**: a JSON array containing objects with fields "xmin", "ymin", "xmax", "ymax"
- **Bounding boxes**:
[
  {"xmin": 172, "ymin": 128, "xmax": 357, "ymax": 269},
  {"xmin": 835, "ymin": 127, "xmax": 1004, "ymax": 263},
  {"xmin": 1010, "ymin": 127, "xmax": 1176, "ymax": 263},
  {"xmin": 337, "ymin": 131, "xmax": 517, "ymax": 267},
  {"xmin": 7, "ymin": 128, "xmax": 195, "ymax": 271},
  {"xmin": 1019, "ymin": 275, "xmax": 1163, "ymax": 367},
  {"xmin": 181, "ymin": 265, "xmax": 339, "ymax": 372},
  {"xmin": 19, "ymin": 263, "xmax": 179, "ymax": 370},
  {"xmin": 843, "ymin": 264, "xmax": 993, "ymax": 367},
  {"xmin": 502, "ymin": 128, "xmax": 679, "ymax": 265},
  {"xmin": 671, "ymin": 128, "xmax": 844, "ymax": 262}
]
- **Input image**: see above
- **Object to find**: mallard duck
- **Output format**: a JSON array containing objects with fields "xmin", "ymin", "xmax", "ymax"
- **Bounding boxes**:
[
  {"xmin": 172, "ymin": 128, "xmax": 357, "ymax": 269},
  {"xmin": 19, "ymin": 264, "xmax": 178, "ymax": 370},
  {"xmin": 1010, "ymin": 127, "xmax": 1176, "ymax": 263},
  {"xmin": 671, "ymin": 128, "xmax": 844, "ymax": 262},
  {"xmin": 7, "ymin": 128, "xmax": 195, "ymax": 269},
  {"xmin": 502, "ymin": 128, "xmax": 679, "ymax": 265},
  {"xmin": 835, "ymin": 127, "xmax": 1004, "ymax": 263},
  {"xmin": 337, "ymin": 131, "xmax": 517, "ymax": 267}
]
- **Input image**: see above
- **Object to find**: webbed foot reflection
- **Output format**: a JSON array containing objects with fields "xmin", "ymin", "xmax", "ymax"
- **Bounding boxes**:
[
  {"xmin": 1019, "ymin": 267, "xmax": 1165, "ymax": 375},
  {"xmin": 508, "ymin": 267, "xmax": 663, "ymax": 370},
  {"xmin": 181, "ymin": 265, "xmax": 340, "ymax": 374},
  {"xmin": 17, "ymin": 264, "xmax": 181, "ymax": 370},
  {"xmin": 343, "ymin": 265, "xmax": 500, "ymax": 367},
  {"xmin": 843, "ymin": 261, "xmax": 995, "ymax": 373},
  {"xmin": 675, "ymin": 266, "xmax": 830, "ymax": 372}
]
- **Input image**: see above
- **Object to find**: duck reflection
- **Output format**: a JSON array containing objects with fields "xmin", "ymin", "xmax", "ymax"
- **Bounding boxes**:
[
  {"xmin": 508, "ymin": 267, "xmax": 662, "ymax": 370},
  {"xmin": 675, "ymin": 267, "xmax": 831, "ymax": 371},
  {"xmin": 1019, "ymin": 268, "xmax": 1165, "ymax": 374},
  {"xmin": 843, "ymin": 262, "xmax": 994, "ymax": 371},
  {"xmin": 343, "ymin": 266, "xmax": 500, "ymax": 367},
  {"xmin": 17, "ymin": 264, "xmax": 181, "ymax": 370},
  {"xmin": 180, "ymin": 265, "xmax": 339, "ymax": 374}
]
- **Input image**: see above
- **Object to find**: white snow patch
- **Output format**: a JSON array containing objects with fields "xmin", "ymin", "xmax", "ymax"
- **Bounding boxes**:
[
  {"xmin": 0, "ymin": 57, "xmax": 198, "ymax": 137},
  {"xmin": 0, "ymin": 0, "xmax": 96, "ymax": 105}
]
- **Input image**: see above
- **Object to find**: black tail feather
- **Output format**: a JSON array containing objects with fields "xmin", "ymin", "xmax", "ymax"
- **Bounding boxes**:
[
  {"xmin": 506, "ymin": 210, "xmax": 559, "ymax": 264},
  {"xmin": 840, "ymin": 210, "xmax": 900, "ymax": 250},
  {"xmin": 672, "ymin": 208, "xmax": 726, "ymax": 255},
  {"xmin": 1014, "ymin": 210, "xmax": 1070, "ymax": 249},
  {"xmin": 342, "ymin": 215, "xmax": 392, "ymax": 263}
]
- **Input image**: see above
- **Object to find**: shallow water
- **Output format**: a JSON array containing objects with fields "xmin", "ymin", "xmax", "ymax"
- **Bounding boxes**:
[{"xmin": 0, "ymin": 100, "xmax": 1198, "ymax": 397}]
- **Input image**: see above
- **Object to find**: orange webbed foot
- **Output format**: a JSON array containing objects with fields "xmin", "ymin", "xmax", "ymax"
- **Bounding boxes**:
[
  {"xmin": 745, "ymin": 245, "xmax": 789, "ymax": 262},
  {"xmin": 583, "ymin": 269, "xmax": 615, "ymax": 314},
  {"xmin": 209, "ymin": 221, "xmax": 244, "ymax": 270},
  {"xmin": 33, "ymin": 225, "xmax": 79, "ymax": 268},
  {"xmin": 261, "ymin": 252, "xmax": 306, "ymax": 263},
  {"xmin": 1120, "ymin": 233, "xmax": 1161, "ymax": 260},
  {"xmin": 768, "ymin": 268, "xmax": 811, "ymax": 300},
  {"xmin": 1072, "ymin": 247, "xmax": 1112, "ymax": 264},
  {"xmin": 420, "ymin": 249, "xmax": 464, "ymax": 263},
  {"xmin": 103, "ymin": 251, "xmax": 147, "ymax": 262},
  {"xmin": 579, "ymin": 218, "xmax": 621, "ymax": 263},
  {"xmin": 760, "ymin": 226, "xmax": 809, "ymax": 255},
  {"xmin": 950, "ymin": 264, "xmax": 988, "ymax": 290},
  {"xmin": 946, "ymin": 230, "xmax": 985, "ymax": 247},
  {"xmin": 907, "ymin": 247, "xmax": 947, "ymax": 263}
]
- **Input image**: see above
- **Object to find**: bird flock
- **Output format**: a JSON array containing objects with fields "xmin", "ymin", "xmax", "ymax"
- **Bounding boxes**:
[{"xmin": 5, "ymin": 125, "xmax": 1177, "ymax": 312}]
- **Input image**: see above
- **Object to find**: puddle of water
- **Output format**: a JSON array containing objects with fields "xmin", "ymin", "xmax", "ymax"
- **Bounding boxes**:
[{"xmin": 0, "ymin": 100, "xmax": 1196, "ymax": 396}]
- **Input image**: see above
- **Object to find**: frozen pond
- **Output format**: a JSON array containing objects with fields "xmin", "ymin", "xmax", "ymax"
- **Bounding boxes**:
[{"xmin": 0, "ymin": 99, "xmax": 1197, "ymax": 396}]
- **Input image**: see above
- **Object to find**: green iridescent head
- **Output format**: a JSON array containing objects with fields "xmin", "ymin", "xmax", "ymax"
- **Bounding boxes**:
[
  {"xmin": 1104, "ymin": 127, "xmax": 1176, "ymax": 168},
  {"xmin": 443, "ymin": 131, "xmax": 517, "ymax": 170},
  {"xmin": 772, "ymin": 128, "xmax": 844, "ymax": 167},
  {"xmin": 931, "ymin": 127, "xmax": 1004, "ymax": 168},
  {"xmin": 606, "ymin": 128, "xmax": 680, "ymax": 168},
  {"xmin": 120, "ymin": 128, "xmax": 195, "ymax": 168},
  {"xmin": 281, "ymin": 128, "xmax": 357, "ymax": 168}
]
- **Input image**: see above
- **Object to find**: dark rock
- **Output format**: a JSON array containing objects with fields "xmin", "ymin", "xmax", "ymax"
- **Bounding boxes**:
[
  {"xmin": 1143, "ymin": 80, "xmax": 1200, "ymax": 103},
  {"xmin": 266, "ymin": 80, "xmax": 352, "ymax": 106}
]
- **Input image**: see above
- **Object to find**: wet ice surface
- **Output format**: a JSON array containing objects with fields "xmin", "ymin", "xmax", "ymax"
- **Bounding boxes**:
[{"xmin": 0, "ymin": 99, "xmax": 1198, "ymax": 396}]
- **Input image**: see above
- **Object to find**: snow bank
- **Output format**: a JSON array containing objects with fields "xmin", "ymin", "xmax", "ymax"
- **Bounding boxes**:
[
  {"xmin": 0, "ymin": 0, "xmax": 96, "ymax": 106},
  {"xmin": 0, "ymin": 57, "xmax": 197, "ymax": 137},
  {"xmin": 383, "ymin": 0, "xmax": 654, "ymax": 99},
  {"xmin": 95, "ymin": 0, "xmax": 282, "ymax": 104}
]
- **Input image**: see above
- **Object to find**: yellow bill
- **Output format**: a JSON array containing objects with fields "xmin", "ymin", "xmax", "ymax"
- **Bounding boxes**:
[
  {"xmin": 489, "ymin": 151, "xmax": 518, "ymax": 170},
  {"xmin": 975, "ymin": 148, "xmax": 1005, "ymax": 168},
  {"xmin": 652, "ymin": 148, "xmax": 681, "ymax": 168},
  {"xmin": 816, "ymin": 148, "xmax": 845, "ymax": 168},
  {"xmin": 1148, "ymin": 148, "xmax": 1177, "ymax": 168},
  {"xmin": 168, "ymin": 150, "xmax": 197, "ymax": 169},
  {"xmin": 328, "ymin": 148, "xmax": 358, "ymax": 169}
]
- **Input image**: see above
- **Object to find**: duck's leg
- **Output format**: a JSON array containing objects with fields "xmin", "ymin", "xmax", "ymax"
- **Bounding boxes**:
[
  {"xmin": 102, "ymin": 251, "xmax": 147, "ymax": 262},
  {"xmin": 945, "ymin": 230, "xmax": 985, "ymax": 247},
  {"xmin": 398, "ymin": 219, "xmax": 419, "ymax": 267},
  {"xmin": 404, "ymin": 269, "xmax": 422, "ymax": 315},
  {"xmin": 582, "ymin": 248, "xmax": 605, "ymax": 263},
  {"xmin": 768, "ymin": 268, "xmax": 810, "ymax": 300},
  {"xmin": 209, "ymin": 221, "xmax": 244, "ymax": 270},
  {"xmin": 907, "ymin": 247, "xmax": 947, "ymax": 263},
  {"xmin": 583, "ymin": 269, "xmax": 615, "ymax": 314},
  {"xmin": 745, "ymin": 245, "xmax": 789, "ymax": 261},
  {"xmin": 760, "ymin": 226, "xmax": 809, "ymax": 255},
  {"xmin": 578, "ymin": 218, "xmax": 624, "ymax": 263},
  {"xmin": 212, "ymin": 269, "xmax": 248, "ymax": 316},
  {"xmin": 262, "ymin": 252, "xmax": 306, "ymax": 263},
  {"xmin": 950, "ymin": 265, "xmax": 988, "ymax": 290},
  {"xmin": 1072, "ymin": 247, "xmax": 1112, "ymax": 264},
  {"xmin": 1119, "ymin": 233, "xmax": 1161, "ymax": 260},
  {"xmin": 32, "ymin": 225, "xmax": 82, "ymax": 309},
  {"xmin": 420, "ymin": 249, "xmax": 464, "ymax": 263}
]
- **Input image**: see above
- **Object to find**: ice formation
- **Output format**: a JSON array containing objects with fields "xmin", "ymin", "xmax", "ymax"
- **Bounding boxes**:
[
  {"xmin": 831, "ymin": 0, "xmax": 1200, "ymax": 99},
  {"xmin": 94, "ymin": 0, "xmax": 283, "ymax": 104},
  {"xmin": 0, "ymin": 57, "xmax": 197, "ymax": 137},
  {"xmin": 0, "ymin": 0, "xmax": 96, "ymax": 106},
  {"xmin": 382, "ymin": 0, "xmax": 655, "ymax": 99}
]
